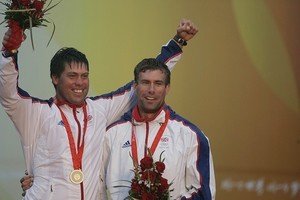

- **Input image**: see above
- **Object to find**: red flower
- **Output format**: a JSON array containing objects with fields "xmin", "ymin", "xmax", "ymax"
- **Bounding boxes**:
[
  {"xmin": 155, "ymin": 161, "xmax": 165, "ymax": 173},
  {"xmin": 131, "ymin": 181, "xmax": 142, "ymax": 193},
  {"xmin": 158, "ymin": 177, "xmax": 169, "ymax": 192},
  {"xmin": 141, "ymin": 171, "xmax": 148, "ymax": 181},
  {"xmin": 140, "ymin": 156, "xmax": 153, "ymax": 170},
  {"xmin": 141, "ymin": 192, "xmax": 157, "ymax": 200},
  {"xmin": 31, "ymin": 0, "xmax": 45, "ymax": 16},
  {"xmin": 17, "ymin": 0, "xmax": 31, "ymax": 6},
  {"xmin": 148, "ymin": 171, "xmax": 157, "ymax": 182},
  {"xmin": 11, "ymin": 0, "xmax": 18, "ymax": 6}
]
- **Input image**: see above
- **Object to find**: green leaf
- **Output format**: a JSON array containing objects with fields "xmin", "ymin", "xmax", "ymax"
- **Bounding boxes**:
[
  {"xmin": 29, "ymin": 15, "xmax": 34, "ymax": 51},
  {"xmin": 46, "ymin": 18, "xmax": 55, "ymax": 47}
]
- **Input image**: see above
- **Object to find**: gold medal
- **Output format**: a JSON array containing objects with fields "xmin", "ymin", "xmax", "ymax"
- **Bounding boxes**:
[{"xmin": 70, "ymin": 169, "xmax": 84, "ymax": 184}]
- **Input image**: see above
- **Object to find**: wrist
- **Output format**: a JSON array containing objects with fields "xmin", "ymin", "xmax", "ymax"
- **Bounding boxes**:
[
  {"xmin": 173, "ymin": 34, "xmax": 187, "ymax": 46},
  {"xmin": 2, "ymin": 49, "xmax": 17, "ymax": 57}
]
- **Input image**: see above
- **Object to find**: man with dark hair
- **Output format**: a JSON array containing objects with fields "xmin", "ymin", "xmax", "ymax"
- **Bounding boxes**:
[
  {"xmin": 101, "ymin": 58, "xmax": 216, "ymax": 199},
  {"xmin": 0, "ymin": 19, "xmax": 198, "ymax": 199}
]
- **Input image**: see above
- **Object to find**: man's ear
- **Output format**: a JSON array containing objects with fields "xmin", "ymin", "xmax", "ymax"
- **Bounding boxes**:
[
  {"xmin": 51, "ymin": 74, "xmax": 58, "ymax": 86},
  {"xmin": 166, "ymin": 84, "xmax": 171, "ymax": 94},
  {"xmin": 133, "ymin": 81, "xmax": 137, "ymax": 90}
]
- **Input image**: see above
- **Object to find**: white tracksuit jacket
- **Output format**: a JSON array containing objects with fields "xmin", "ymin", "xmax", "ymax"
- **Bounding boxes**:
[
  {"xmin": 0, "ymin": 40, "xmax": 182, "ymax": 200},
  {"xmin": 101, "ymin": 105, "xmax": 216, "ymax": 200}
]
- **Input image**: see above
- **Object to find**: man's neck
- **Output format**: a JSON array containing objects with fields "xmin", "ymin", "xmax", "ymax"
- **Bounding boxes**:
[
  {"xmin": 54, "ymin": 96, "xmax": 84, "ymax": 108},
  {"xmin": 139, "ymin": 112, "xmax": 156, "ymax": 119},
  {"xmin": 132, "ymin": 105, "xmax": 165, "ymax": 122}
]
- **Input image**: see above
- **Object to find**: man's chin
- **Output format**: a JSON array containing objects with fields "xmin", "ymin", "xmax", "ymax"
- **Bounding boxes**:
[
  {"xmin": 143, "ymin": 108, "xmax": 160, "ymax": 114},
  {"xmin": 70, "ymin": 98, "xmax": 85, "ymax": 106}
]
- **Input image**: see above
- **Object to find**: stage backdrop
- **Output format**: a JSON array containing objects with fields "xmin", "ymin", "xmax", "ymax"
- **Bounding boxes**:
[{"xmin": 0, "ymin": 1, "xmax": 299, "ymax": 199}]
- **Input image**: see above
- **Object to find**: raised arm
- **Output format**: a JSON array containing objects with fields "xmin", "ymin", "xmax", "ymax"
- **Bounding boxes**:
[
  {"xmin": 157, "ymin": 18, "xmax": 198, "ymax": 70},
  {"xmin": 0, "ymin": 24, "xmax": 50, "ymax": 176}
]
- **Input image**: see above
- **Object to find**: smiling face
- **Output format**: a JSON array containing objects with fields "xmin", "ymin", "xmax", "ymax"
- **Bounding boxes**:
[
  {"xmin": 52, "ymin": 61, "xmax": 89, "ymax": 106},
  {"xmin": 134, "ymin": 69, "xmax": 170, "ymax": 119}
]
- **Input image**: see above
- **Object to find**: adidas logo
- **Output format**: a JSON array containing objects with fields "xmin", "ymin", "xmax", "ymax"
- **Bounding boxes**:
[
  {"xmin": 58, "ymin": 120, "xmax": 65, "ymax": 126},
  {"xmin": 122, "ymin": 140, "xmax": 131, "ymax": 148}
]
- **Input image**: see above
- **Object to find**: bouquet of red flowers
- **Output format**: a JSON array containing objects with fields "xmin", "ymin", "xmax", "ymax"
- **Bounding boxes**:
[
  {"xmin": 0, "ymin": 0, "xmax": 61, "ymax": 50},
  {"xmin": 126, "ymin": 150, "xmax": 173, "ymax": 200}
]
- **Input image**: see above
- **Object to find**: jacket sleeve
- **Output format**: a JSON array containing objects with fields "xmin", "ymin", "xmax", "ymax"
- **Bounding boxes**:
[
  {"xmin": 183, "ymin": 130, "xmax": 216, "ymax": 200},
  {"xmin": 0, "ymin": 52, "xmax": 49, "ymax": 175},
  {"xmin": 91, "ymin": 40, "xmax": 183, "ymax": 126}
]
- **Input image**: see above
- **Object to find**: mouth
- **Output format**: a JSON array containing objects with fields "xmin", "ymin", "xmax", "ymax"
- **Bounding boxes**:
[
  {"xmin": 145, "ymin": 96, "xmax": 155, "ymax": 101},
  {"xmin": 73, "ymin": 89, "xmax": 84, "ymax": 94}
]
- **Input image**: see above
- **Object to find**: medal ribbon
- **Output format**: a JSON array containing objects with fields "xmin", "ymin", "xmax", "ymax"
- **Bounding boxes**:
[
  {"xmin": 57, "ymin": 103, "xmax": 88, "ymax": 170},
  {"xmin": 131, "ymin": 109, "xmax": 170, "ymax": 163}
]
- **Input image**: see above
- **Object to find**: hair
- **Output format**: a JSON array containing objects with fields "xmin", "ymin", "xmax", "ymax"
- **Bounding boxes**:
[
  {"xmin": 50, "ymin": 47, "xmax": 89, "ymax": 78},
  {"xmin": 134, "ymin": 58, "xmax": 171, "ymax": 85}
]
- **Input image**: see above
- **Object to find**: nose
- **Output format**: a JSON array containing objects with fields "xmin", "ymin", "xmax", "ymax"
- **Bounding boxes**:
[
  {"xmin": 148, "ymin": 83, "xmax": 155, "ymax": 93},
  {"xmin": 75, "ymin": 77, "xmax": 84, "ymax": 85}
]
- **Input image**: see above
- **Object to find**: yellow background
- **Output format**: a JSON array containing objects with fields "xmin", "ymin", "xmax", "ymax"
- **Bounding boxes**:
[{"xmin": 0, "ymin": 0, "xmax": 299, "ymax": 199}]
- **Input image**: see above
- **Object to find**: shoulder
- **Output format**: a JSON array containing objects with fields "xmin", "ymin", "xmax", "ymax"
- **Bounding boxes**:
[
  {"xmin": 87, "ymin": 81, "xmax": 134, "ymax": 101},
  {"xmin": 166, "ymin": 105, "xmax": 209, "ymax": 140},
  {"xmin": 106, "ymin": 109, "xmax": 133, "ymax": 131},
  {"xmin": 167, "ymin": 106, "xmax": 201, "ymax": 132}
]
